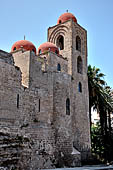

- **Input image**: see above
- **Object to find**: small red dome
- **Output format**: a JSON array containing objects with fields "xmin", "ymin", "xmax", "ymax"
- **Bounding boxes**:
[
  {"xmin": 38, "ymin": 42, "xmax": 59, "ymax": 55},
  {"xmin": 57, "ymin": 12, "xmax": 77, "ymax": 24},
  {"xmin": 11, "ymin": 40, "xmax": 36, "ymax": 54}
]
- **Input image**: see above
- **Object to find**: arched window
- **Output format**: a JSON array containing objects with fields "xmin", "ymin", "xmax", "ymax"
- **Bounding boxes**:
[
  {"xmin": 32, "ymin": 49, "xmax": 35, "ymax": 52},
  {"xmin": 66, "ymin": 98, "xmax": 70, "ymax": 115},
  {"xmin": 77, "ymin": 56, "xmax": 82, "ymax": 74},
  {"xmin": 55, "ymin": 50, "xmax": 58, "ymax": 54},
  {"xmin": 57, "ymin": 63, "xmax": 61, "ymax": 71},
  {"xmin": 56, "ymin": 35, "xmax": 64, "ymax": 50},
  {"xmin": 13, "ymin": 47, "xmax": 16, "ymax": 51},
  {"xmin": 59, "ymin": 20, "xmax": 62, "ymax": 24},
  {"xmin": 78, "ymin": 82, "xmax": 82, "ymax": 93},
  {"xmin": 39, "ymin": 49, "xmax": 41, "ymax": 54},
  {"xmin": 76, "ymin": 36, "xmax": 81, "ymax": 52}
]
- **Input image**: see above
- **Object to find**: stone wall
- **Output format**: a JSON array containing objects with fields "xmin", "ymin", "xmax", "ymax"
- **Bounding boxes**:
[
  {"xmin": 0, "ymin": 57, "xmax": 56, "ymax": 169},
  {"xmin": 0, "ymin": 50, "xmax": 14, "ymax": 65},
  {"xmin": 48, "ymin": 20, "xmax": 73, "ymax": 75},
  {"xmin": 52, "ymin": 72, "xmax": 73, "ymax": 154},
  {"xmin": 0, "ymin": 14, "xmax": 91, "ymax": 168},
  {"xmin": 71, "ymin": 21, "xmax": 91, "ymax": 158},
  {"xmin": 0, "ymin": 60, "xmax": 21, "ymax": 130},
  {"xmin": 38, "ymin": 51, "xmax": 68, "ymax": 73},
  {"xmin": 48, "ymin": 19, "xmax": 91, "ymax": 160},
  {"xmin": 12, "ymin": 50, "xmax": 32, "ymax": 87},
  {"xmin": 0, "ymin": 129, "xmax": 32, "ymax": 170}
]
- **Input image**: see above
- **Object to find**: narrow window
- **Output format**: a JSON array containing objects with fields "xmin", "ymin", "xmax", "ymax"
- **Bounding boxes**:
[
  {"xmin": 57, "ymin": 35, "xmax": 64, "ymax": 50},
  {"xmin": 77, "ymin": 56, "xmax": 82, "ymax": 74},
  {"xmin": 13, "ymin": 47, "xmax": 16, "ymax": 51},
  {"xmin": 76, "ymin": 36, "xmax": 81, "ymax": 52},
  {"xmin": 55, "ymin": 50, "xmax": 58, "ymax": 54},
  {"xmin": 78, "ymin": 82, "xmax": 82, "ymax": 93},
  {"xmin": 39, "ymin": 49, "xmax": 41, "ymax": 54},
  {"xmin": 59, "ymin": 20, "xmax": 62, "ymax": 24},
  {"xmin": 57, "ymin": 63, "xmax": 61, "ymax": 71},
  {"xmin": 32, "ymin": 49, "xmax": 35, "ymax": 52},
  {"xmin": 66, "ymin": 98, "xmax": 70, "ymax": 115},
  {"xmin": 39, "ymin": 99, "xmax": 40, "ymax": 112},
  {"xmin": 17, "ymin": 94, "xmax": 19, "ymax": 108}
]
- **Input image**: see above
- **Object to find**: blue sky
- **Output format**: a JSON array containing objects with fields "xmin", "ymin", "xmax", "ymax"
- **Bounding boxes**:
[{"xmin": 0, "ymin": 0, "xmax": 113, "ymax": 87}]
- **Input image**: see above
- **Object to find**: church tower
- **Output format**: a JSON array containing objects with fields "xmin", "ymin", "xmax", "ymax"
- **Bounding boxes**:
[{"xmin": 48, "ymin": 12, "xmax": 91, "ymax": 160}]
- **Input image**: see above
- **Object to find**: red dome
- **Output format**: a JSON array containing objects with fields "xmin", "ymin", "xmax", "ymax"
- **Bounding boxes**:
[
  {"xmin": 57, "ymin": 12, "xmax": 77, "ymax": 24},
  {"xmin": 38, "ymin": 42, "xmax": 59, "ymax": 55},
  {"xmin": 11, "ymin": 40, "xmax": 36, "ymax": 54}
]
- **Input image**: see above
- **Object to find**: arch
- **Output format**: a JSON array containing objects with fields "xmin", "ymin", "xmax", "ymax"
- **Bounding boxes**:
[
  {"xmin": 55, "ymin": 50, "xmax": 58, "ymax": 54},
  {"xmin": 48, "ymin": 25, "xmax": 68, "ymax": 43},
  {"xmin": 56, "ymin": 35, "xmax": 64, "ymax": 50},
  {"xmin": 57, "ymin": 63, "xmax": 61, "ymax": 71},
  {"xmin": 66, "ymin": 98, "xmax": 70, "ymax": 115},
  {"xmin": 78, "ymin": 82, "xmax": 82, "ymax": 93},
  {"xmin": 77, "ymin": 56, "xmax": 83, "ymax": 74},
  {"xmin": 13, "ymin": 47, "xmax": 16, "ymax": 51},
  {"xmin": 54, "ymin": 31, "xmax": 65, "ymax": 44},
  {"xmin": 76, "ymin": 36, "xmax": 81, "ymax": 52},
  {"xmin": 32, "ymin": 49, "xmax": 35, "ymax": 52},
  {"xmin": 39, "ymin": 49, "xmax": 41, "ymax": 54}
]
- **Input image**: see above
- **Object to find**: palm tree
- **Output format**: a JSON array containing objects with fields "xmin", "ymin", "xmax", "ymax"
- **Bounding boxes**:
[
  {"xmin": 99, "ymin": 86, "xmax": 113, "ymax": 161},
  {"xmin": 88, "ymin": 65, "xmax": 113, "ymax": 162},
  {"xmin": 87, "ymin": 65, "xmax": 106, "ymax": 131}
]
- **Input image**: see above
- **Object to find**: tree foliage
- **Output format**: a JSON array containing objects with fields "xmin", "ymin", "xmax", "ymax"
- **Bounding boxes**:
[
  {"xmin": 91, "ymin": 123, "xmax": 113, "ymax": 162},
  {"xmin": 88, "ymin": 65, "xmax": 113, "ymax": 163}
]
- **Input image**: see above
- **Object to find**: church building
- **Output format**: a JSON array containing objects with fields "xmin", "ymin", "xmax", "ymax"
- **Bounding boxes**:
[{"xmin": 0, "ymin": 12, "xmax": 91, "ymax": 169}]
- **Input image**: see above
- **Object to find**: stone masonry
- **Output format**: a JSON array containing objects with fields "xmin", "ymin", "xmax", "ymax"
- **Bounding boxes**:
[{"xmin": 0, "ymin": 13, "xmax": 91, "ymax": 169}]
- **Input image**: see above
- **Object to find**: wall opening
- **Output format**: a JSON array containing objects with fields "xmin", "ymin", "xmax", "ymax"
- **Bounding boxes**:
[
  {"xmin": 55, "ymin": 50, "xmax": 58, "ymax": 54},
  {"xmin": 56, "ymin": 35, "xmax": 64, "ymax": 50},
  {"xmin": 39, "ymin": 49, "xmax": 41, "ymax": 54},
  {"xmin": 78, "ymin": 82, "xmax": 82, "ymax": 93},
  {"xmin": 66, "ymin": 98, "xmax": 70, "ymax": 115},
  {"xmin": 13, "ymin": 47, "xmax": 16, "ymax": 51},
  {"xmin": 17, "ymin": 94, "xmax": 19, "ymax": 108},
  {"xmin": 57, "ymin": 63, "xmax": 61, "ymax": 71},
  {"xmin": 77, "ymin": 56, "xmax": 83, "ymax": 74},
  {"xmin": 76, "ymin": 36, "xmax": 81, "ymax": 52},
  {"xmin": 32, "ymin": 49, "xmax": 35, "ymax": 52},
  {"xmin": 39, "ymin": 99, "xmax": 40, "ymax": 112}
]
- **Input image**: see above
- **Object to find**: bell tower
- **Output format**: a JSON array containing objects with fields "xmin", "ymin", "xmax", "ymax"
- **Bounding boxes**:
[
  {"xmin": 48, "ymin": 12, "xmax": 91, "ymax": 160},
  {"xmin": 48, "ymin": 12, "xmax": 74, "ymax": 75},
  {"xmin": 48, "ymin": 12, "xmax": 87, "ymax": 77}
]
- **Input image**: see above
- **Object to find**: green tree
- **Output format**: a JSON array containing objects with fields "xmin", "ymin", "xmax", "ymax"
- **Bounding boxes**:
[
  {"xmin": 88, "ymin": 65, "xmax": 113, "ymax": 162},
  {"xmin": 87, "ymin": 65, "xmax": 105, "ymax": 131},
  {"xmin": 91, "ymin": 123, "xmax": 105, "ymax": 161}
]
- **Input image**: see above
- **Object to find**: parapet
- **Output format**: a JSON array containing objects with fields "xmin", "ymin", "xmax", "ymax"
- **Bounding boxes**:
[{"xmin": 0, "ymin": 50, "xmax": 14, "ymax": 65}]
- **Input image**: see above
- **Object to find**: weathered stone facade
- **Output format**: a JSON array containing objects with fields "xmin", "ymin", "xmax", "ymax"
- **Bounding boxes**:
[{"xmin": 0, "ymin": 13, "xmax": 91, "ymax": 169}]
